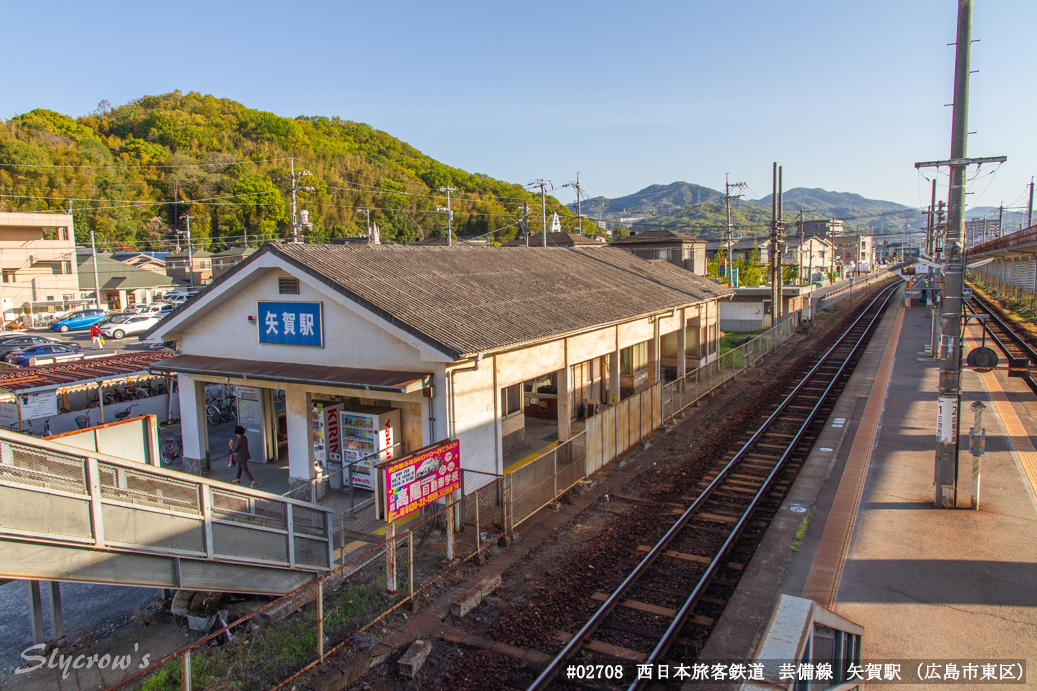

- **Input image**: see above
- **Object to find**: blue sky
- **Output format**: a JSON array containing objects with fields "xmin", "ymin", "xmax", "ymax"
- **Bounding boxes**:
[{"xmin": 4, "ymin": 1, "xmax": 1035, "ymax": 213}]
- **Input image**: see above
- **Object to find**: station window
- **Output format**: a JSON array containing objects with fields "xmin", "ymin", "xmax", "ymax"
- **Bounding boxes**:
[
  {"xmin": 279, "ymin": 277, "xmax": 300, "ymax": 295},
  {"xmin": 501, "ymin": 384, "xmax": 521, "ymax": 417},
  {"xmin": 620, "ymin": 341, "xmax": 648, "ymax": 376}
]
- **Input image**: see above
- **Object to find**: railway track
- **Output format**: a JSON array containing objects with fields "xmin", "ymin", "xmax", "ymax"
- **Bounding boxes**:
[
  {"xmin": 964, "ymin": 293, "xmax": 1037, "ymax": 395},
  {"xmin": 524, "ymin": 279, "xmax": 903, "ymax": 691}
]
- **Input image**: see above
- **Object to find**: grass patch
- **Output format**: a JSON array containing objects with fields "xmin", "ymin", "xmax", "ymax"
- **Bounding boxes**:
[
  {"xmin": 790, "ymin": 507, "xmax": 813, "ymax": 553},
  {"xmin": 719, "ymin": 331, "xmax": 761, "ymax": 355},
  {"xmin": 140, "ymin": 581, "xmax": 387, "ymax": 691}
]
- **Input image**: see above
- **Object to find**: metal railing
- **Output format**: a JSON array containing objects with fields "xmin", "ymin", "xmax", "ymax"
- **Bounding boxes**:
[
  {"xmin": 111, "ymin": 473, "xmax": 509, "ymax": 691},
  {"xmin": 0, "ymin": 430, "xmax": 336, "ymax": 581},
  {"xmin": 508, "ymin": 431, "xmax": 587, "ymax": 530},
  {"xmin": 661, "ymin": 316, "xmax": 798, "ymax": 424},
  {"xmin": 810, "ymin": 269, "xmax": 894, "ymax": 317}
]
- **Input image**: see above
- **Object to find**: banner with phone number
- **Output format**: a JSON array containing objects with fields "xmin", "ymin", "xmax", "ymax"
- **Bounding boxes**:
[{"xmin": 383, "ymin": 439, "xmax": 460, "ymax": 522}]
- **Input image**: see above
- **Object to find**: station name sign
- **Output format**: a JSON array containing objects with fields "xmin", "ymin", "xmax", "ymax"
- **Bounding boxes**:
[{"xmin": 258, "ymin": 301, "xmax": 323, "ymax": 347}]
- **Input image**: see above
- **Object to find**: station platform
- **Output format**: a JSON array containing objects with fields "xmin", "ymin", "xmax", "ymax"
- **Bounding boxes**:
[{"xmin": 701, "ymin": 288, "xmax": 1037, "ymax": 681}]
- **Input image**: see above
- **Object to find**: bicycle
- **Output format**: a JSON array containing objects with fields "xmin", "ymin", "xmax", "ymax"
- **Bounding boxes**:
[
  {"xmin": 206, "ymin": 400, "xmax": 225, "ymax": 426},
  {"xmin": 160, "ymin": 435, "xmax": 183, "ymax": 465},
  {"xmin": 114, "ymin": 404, "xmax": 139, "ymax": 421}
]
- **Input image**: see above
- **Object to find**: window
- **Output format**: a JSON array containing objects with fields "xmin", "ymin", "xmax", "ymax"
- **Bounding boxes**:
[
  {"xmin": 3, "ymin": 270, "xmax": 16, "ymax": 283},
  {"xmin": 59, "ymin": 228, "xmax": 68, "ymax": 241},
  {"xmin": 523, "ymin": 373, "xmax": 557, "ymax": 395},
  {"xmin": 62, "ymin": 294, "xmax": 74, "ymax": 301},
  {"xmin": 501, "ymin": 384, "xmax": 521, "ymax": 417},
  {"xmin": 279, "ymin": 277, "xmax": 300, "ymax": 295},
  {"xmin": 620, "ymin": 341, "xmax": 649, "ymax": 376}
]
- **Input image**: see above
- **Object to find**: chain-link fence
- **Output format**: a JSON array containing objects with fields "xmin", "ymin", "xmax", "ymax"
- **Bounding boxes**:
[
  {"xmin": 810, "ymin": 269, "xmax": 893, "ymax": 317},
  {"xmin": 508, "ymin": 431, "xmax": 586, "ymax": 530},
  {"xmin": 968, "ymin": 270, "xmax": 1037, "ymax": 313}
]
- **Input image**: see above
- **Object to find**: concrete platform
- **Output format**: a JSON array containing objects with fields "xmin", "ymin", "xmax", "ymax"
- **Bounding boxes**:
[{"xmin": 702, "ymin": 290, "xmax": 1037, "ymax": 680}]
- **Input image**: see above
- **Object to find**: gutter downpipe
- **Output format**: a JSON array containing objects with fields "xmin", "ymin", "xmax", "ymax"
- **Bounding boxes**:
[{"xmin": 447, "ymin": 353, "xmax": 483, "ymax": 523}]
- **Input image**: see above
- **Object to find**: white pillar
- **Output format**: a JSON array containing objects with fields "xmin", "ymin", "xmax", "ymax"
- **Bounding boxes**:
[
  {"xmin": 285, "ymin": 385, "xmax": 315, "ymax": 485},
  {"xmin": 676, "ymin": 308, "xmax": 687, "ymax": 379},
  {"xmin": 557, "ymin": 364, "xmax": 572, "ymax": 443},
  {"xmin": 608, "ymin": 349, "xmax": 620, "ymax": 405},
  {"xmin": 179, "ymin": 374, "xmax": 210, "ymax": 474}
]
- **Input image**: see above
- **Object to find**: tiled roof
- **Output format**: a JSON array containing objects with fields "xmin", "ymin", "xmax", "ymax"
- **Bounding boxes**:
[
  {"xmin": 212, "ymin": 246, "xmax": 256, "ymax": 258},
  {"xmin": 76, "ymin": 253, "xmax": 179, "ymax": 290},
  {"xmin": 0, "ymin": 352, "xmax": 173, "ymax": 393},
  {"xmin": 503, "ymin": 232, "xmax": 604, "ymax": 247},
  {"xmin": 150, "ymin": 244, "xmax": 733, "ymax": 360},
  {"xmin": 271, "ymin": 244, "xmax": 732, "ymax": 358}
]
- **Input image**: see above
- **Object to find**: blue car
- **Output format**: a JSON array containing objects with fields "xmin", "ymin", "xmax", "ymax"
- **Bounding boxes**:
[
  {"xmin": 7, "ymin": 344, "xmax": 80, "ymax": 366},
  {"xmin": 51, "ymin": 309, "xmax": 107, "ymax": 333}
]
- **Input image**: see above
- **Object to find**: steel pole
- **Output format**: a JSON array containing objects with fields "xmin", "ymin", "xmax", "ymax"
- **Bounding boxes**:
[{"xmin": 934, "ymin": 0, "xmax": 972, "ymax": 508}]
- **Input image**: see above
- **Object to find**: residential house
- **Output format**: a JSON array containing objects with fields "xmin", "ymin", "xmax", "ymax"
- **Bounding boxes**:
[
  {"xmin": 503, "ymin": 232, "xmax": 606, "ymax": 247},
  {"xmin": 112, "ymin": 252, "xmax": 168, "ymax": 274},
  {"xmin": 704, "ymin": 238, "xmax": 772, "ymax": 264},
  {"xmin": 609, "ymin": 230, "xmax": 708, "ymax": 275},
  {"xmin": 165, "ymin": 250, "xmax": 213, "ymax": 286},
  {"xmin": 78, "ymin": 251, "xmax": 183, "ymax": 311},
  {"xmin": 212, "ymin": 247, "xmax": 256, "ymax": 280}
]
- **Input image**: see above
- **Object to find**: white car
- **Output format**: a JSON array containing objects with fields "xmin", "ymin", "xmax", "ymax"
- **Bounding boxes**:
[
  {"xmin": 99, "ymin": 314, "xmax": 161, "ymax": 339},
  {"xmin": 129, "ymin": 302, "xmax": 173, "ymax": 315}
]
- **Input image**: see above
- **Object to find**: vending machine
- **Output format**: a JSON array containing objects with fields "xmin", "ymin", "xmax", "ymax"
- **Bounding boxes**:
[
  {"xmin": 311, "ymin": 402, "xmax": 343, "ymax": 482},
  {"xmin": 340, "ymin": 405, "xmax": 401, "ymax": 490}
]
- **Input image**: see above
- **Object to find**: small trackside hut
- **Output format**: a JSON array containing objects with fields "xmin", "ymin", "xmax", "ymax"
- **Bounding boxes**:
[{"xmin": 143, "ymin": 244, "xmax": 732, "ymax": 490}]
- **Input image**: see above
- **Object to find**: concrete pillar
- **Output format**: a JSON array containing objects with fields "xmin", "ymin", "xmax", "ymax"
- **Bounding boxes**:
[
  {"xmin": 179, "ymin": 374, "xmax": 210, "ymax": 475},
  {"xmin": 557, "ymin": 364, "xmax": 572, "ymax": 443},
  {"xmin": 26, "ymin": 581, "xmax": 44, "ymax": 646},
  {"xmin": 648, "ymin": 320, "xmax": 661, "ymax": 385},
  {"xmin": 45, "ymin": 581, "xmax": 63, "ymax": 643},
  {"xmin": 608, "ymin": 351, "xmax": 620, "ymax": 406},
  {"xmin": 676, "ymin": 308, "xmax": 687, "ymax": 379},
  {"xmin": 286, "ymin": 385, "xmax": 315, "ymax": 485}
]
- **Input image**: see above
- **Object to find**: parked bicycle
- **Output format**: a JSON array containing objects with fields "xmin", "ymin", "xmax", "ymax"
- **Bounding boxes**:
[
  {"xmin": 160, "ymin": 435, "xmax": 183, "ymax": 465},
  {"xmin": 113, "ymin": 404, "xmax": 138, "ymax": 421}
]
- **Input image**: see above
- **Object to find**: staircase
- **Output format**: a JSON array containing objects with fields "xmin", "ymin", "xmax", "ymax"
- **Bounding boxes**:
[{"xmin": 0, "ymin": 430, "xmax": 334, "ymax": 595}]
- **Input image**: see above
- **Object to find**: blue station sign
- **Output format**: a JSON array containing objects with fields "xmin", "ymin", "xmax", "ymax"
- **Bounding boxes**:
[{"xmin": 258, "ymin": 301, "xmax": 324, "ymax": 347}]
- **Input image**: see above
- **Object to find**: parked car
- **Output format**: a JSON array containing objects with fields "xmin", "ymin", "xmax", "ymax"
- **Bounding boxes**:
[
  {"xmin": 5, "ymin": 343, "xmax": 81, "ymax": 366},
  {"xmin": 50, "ymin": 309, "xmax": 107, "ymax": 332},
  {"xmin": 0, "ymin": 336, "xmax": 80, "ymax": 359},
  {"xmin": 129, "ymin": 303, "xmax": 172, "ymax": 315},
  {"xmin": 164, "ymin": 291, "xmax": 199, "ymax": 305},
  {"xmin": 99, "ymin": 314, "xmax": 161, "ymax": 339}
]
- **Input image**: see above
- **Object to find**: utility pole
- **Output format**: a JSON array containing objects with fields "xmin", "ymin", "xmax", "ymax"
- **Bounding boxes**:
[
  {"xmin": 724, "ymin": 174, "xmax": 746, "ymax": 284},
  {"xmin": 288, "ymin": 157, "xmax": 314, "ymax": 244},
  {"xmin": 180, "ymin": 215, "xmax": 195, "ymax": 290},
  {"xmin": 799, "ymin": 210, "xmax": 805, "ymax": 285},
  {"xmin": 437, "ymin": 186, "xmax": 457, "ymax": 246},
  {"xmin": 89, "ymin": 230, "xmax": 101, "ymax": 309},
  {"xmin": 530, "ymin": 180, "xmax": 550, "ymax": 246},
  {"xmin": 936, "ymin": 201, "xmax": 947, "ymax": 258},
  {"xmin": 522, "ymin": 202, "xmax": 530, "ymax": 247},
  {"xmin": 770, "ymin": 163, "xmax": 782, "ymax": 326},
  {"xmin": 997, "ymin": 203, "xmax": 1004, "ymax": 238},
  {"xmin": 1028, "ymin": 178, "xmax": 1034, "ymax": 229},
  {"xmin": 562, "ymin": 173, "xmax": 584, "ymax": 235},
  {"xmin": 927, "ymin": 178, "xmax": 937, "ymax": 256}
]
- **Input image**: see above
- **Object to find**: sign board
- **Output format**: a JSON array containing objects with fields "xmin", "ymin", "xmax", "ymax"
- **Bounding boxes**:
[
  {"xmin": 312, "ymin": 403, "xmax": 327, "ymax": 466},
  {"xmin": 258, "ymin": 301, "xmax": 323, "ymax": 347},
  {"xmin": 236, "ymin": 386, "xmax": 263, "ymax": 429},
  {"xmin": 0, "ymin": 402, "xmax": 17, "ymax": 428},
  {"xmin": 936, "ymin": 396, "xmax": 958, "ymax": 443},
  {"xmin": 730, "ymin": 266, "xmax": 740, "ymax": 288},
  {"xmin": 17, "ymin": 391, "xmax": 57, "ymax": 421},
  {"xmin": 377, "ymin": 439, "xmax": 461, "ymax": 522}
]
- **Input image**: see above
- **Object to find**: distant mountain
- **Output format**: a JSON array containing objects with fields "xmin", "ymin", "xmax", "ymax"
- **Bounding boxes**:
[
  {"xmin": 577, "ymin": 183, "xmax": 927, "ymax": 239},
  {"xmin": 573, "ymin": 181, "xmax": 723, "ymax": 221}
]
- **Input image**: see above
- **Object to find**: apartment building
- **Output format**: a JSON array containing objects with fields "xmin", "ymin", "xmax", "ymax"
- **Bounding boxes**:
[{"xmin": 0, "ymin": 212, "xmax": 80, "ymax": 322}]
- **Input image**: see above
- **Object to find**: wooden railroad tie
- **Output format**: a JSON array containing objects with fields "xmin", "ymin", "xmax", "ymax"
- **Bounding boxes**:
[{"xmin": 553, "ymin": 631, "xmax": 646, "ymax": 662}]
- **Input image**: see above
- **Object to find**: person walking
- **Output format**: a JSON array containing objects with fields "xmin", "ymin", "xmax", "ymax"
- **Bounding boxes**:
[
  {"xmin": 229, "ymin": 425, "xmax": 257, "ymax": 488},
  {"xmin": 90, "ymin": 323, "xmax": 103, "ymax": 350}
]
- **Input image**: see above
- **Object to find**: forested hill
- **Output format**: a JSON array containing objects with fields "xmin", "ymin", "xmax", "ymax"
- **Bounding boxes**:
[{"xmin": 0, "ymin": 91, "xmax": 573, "ymax": 249}]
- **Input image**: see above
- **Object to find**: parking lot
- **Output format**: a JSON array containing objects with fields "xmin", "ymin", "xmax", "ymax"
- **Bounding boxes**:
[{"xmin": 0, "ymin": 327, "xmax": 159, "ymax": 358}]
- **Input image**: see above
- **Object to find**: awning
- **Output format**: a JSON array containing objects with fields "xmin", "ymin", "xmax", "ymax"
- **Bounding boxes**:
[{"xmin": 150, "ymin": 355, "xmax": 431, "ymax": 394}]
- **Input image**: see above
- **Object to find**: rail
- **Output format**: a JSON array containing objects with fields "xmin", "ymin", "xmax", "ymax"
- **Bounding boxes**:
[{"xmin": 527, "ymin": 280, "xmax": 902, "ymax": 690}]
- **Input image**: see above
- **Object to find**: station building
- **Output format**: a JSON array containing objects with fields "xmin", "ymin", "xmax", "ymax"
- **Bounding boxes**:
[{"xmin": 144, "ymin": 244, "xmax": 732, "ymax": 488}]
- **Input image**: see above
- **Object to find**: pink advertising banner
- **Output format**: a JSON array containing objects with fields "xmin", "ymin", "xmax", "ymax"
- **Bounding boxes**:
[{"xmin": 381, "ymin": 439, "xmax": 461, "ymax": 522}]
